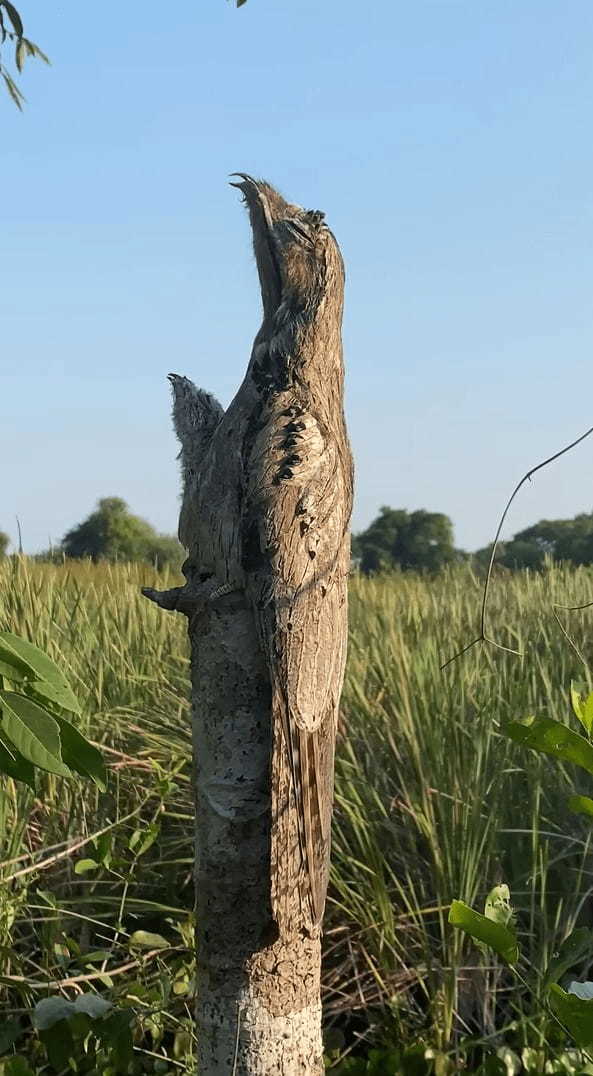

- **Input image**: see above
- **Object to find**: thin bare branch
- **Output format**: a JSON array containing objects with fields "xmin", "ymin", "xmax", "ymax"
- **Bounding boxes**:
[{"xmin": 441, "ymin": 421, "xmax": 593, "ymax": 670}]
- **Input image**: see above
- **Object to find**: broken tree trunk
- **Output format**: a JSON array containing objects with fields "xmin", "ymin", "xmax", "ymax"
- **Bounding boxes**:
[{"xmin": 144, "ymin": 176, "xmax": 352, "ymax": 1075}]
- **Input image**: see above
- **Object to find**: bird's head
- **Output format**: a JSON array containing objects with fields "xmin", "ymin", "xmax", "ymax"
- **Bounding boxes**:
[{"xmin": 230, "ymin": 174, "xmax": 344, "ymax": 325}]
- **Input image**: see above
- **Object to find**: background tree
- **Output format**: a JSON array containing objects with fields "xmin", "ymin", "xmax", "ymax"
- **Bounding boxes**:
[
  {"xmin": 61, "ymin": 497, "xmax": 182, "ymax": 569},
  {"xmin": 354, "ymin": 506, "xmax": 461, "ymax": 574},
  {"xmin": 1, "ymin": 2, "xmax": 48, "ymax": 108},
  {"xmin": 474, "ymin": 511, "xmax": 593, "ymax": 571},
  {"xmin": 0, "ymin": 531, "xmax": 9, "ymax": 559}
]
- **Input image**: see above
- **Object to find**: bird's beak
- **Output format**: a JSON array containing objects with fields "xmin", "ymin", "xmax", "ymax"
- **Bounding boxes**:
[{"xmin": 229, "ymin": 173, "xmax": 275, "ymax": 234}]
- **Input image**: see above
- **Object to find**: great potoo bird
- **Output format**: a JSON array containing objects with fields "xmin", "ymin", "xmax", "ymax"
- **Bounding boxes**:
[{"xmin": 178, "ymin": 177, "xmax": 353, "ymax": 932}]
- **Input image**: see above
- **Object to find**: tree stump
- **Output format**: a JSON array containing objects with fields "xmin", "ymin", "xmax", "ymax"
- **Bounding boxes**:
[{"xmin": 144, "ymin": 176, "xmax": 352, "ymax": 1075}]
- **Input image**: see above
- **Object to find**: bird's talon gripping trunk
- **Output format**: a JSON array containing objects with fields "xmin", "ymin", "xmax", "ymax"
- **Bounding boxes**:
[{"xmin": 146, "ymin": 177, "xmax": 352, "ymax": 1075}]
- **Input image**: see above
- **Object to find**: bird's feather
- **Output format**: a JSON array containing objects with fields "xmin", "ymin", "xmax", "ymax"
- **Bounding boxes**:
[{"xmin": 243, "ymin": 400, "xmax": 350, "ymax": 928}]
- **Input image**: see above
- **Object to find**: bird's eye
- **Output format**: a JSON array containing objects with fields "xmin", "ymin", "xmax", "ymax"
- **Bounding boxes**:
[{"xmin": 284, "ymin": 219, "xmax": 313, "ymax": 245}]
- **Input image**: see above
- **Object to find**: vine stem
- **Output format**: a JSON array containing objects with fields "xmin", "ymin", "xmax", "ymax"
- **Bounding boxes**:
[{"xmin": 441, "ymin": 421, "xmax": 593, "ymax": 670}]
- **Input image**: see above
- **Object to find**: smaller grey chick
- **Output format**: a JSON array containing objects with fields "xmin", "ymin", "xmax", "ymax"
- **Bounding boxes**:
[{"xmin": 168, "ymin": 374, "xmax": 224, "ymax": 550}]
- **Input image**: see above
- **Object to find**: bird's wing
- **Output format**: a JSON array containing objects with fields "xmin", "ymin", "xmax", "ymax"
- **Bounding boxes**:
[{"xmin": 242, "ymin": 402, "xmax": 351, "ymax": 929}]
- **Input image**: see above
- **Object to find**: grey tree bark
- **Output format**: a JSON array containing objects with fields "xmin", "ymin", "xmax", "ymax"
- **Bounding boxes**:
[{"xmin": 144, "ymin": 176, "xmax": 352, "ymax": 1075}]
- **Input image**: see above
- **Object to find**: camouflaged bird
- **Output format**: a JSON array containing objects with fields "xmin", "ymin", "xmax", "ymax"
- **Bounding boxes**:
[{"xmin": 168, "ymin": 176, "xmax": 353, "ymax": 932}]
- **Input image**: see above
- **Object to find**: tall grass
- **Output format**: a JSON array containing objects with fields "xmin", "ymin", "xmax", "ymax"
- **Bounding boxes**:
[{"xmin": 1, "ymin": 556, "xmax": 593, "ymax": 1066}]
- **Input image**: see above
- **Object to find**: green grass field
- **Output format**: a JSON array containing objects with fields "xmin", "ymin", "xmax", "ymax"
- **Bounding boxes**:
[{"xmin": 2, "ymin": 556, "xmax": 593, "ymax": 1073}]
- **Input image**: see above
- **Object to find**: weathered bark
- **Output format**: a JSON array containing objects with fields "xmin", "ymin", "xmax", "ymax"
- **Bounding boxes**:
[
  {"xmin": 144, "ymin": 177, "xmax": 352, "ymax": 1075},
  {"xmin": 190, "ymin": 589, "xmax": 323, "ymax": 1072}
]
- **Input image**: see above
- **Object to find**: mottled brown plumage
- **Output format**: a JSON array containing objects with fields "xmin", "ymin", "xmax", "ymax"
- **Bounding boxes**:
[{"xmin": 174, "ymin": 177, "xmax": 353, "ymax": 931}]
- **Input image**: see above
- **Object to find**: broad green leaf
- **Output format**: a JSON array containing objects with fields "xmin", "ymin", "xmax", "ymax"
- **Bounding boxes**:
[
  {"xmin": 74, "ymin": 858, "xmax": 99, "ymax": 875},
  {"xmin": 73, "ymin": 994, "xmax": 112, "ymax": 1019},
  {"xmin": 52, "ymin": 715, "xmax": 106, "ymax": 790},
  {"xmin": 0, "ymin": 729, "xmax": 35, "ymax": 788},
  {"xmin": 81, "ymin": 950, "xmax": 112, "ymax": 963},
  {"xmin": 129, "ymin": 930, "xmax": 169, "ymax": 950},
  {"xmin": 545, "ymin": 928, "xmax": 593, "ymax": 986},
  {"xmin": 504, "ymin": 716, "xmax": 593, "ymax": 776},
  {"xmin": 28, "ymin": 679, "xmax": 81, "ymax": 716},
  {"xmin": 449, "ymin": 900, "xmax": 518, "ymax": 964},
  {"xmin": 96, "ymin": 1010, "xmax": 133, "ymax": 1070},
  {"xmin": 0, "ymin": 692, "xmax": 70, "ymax": 778},
  {"xmin": 39, "ymin": 1023, "xmax": 75, "ymax": 1073},
  {"xmin": 0, "ymin": 1018, "xmax": 22, "ymax": 1055},
  {"xmin": 571, "ymin": 682, "xmax": 593, "ymax": 735},
  {"xmin": 0, "ymin": 633, "xmax": 74, "ymax": 696},
  {"xmin": 568, "ymin": 794, "xmax": 593, "ymax": 818},
  {"xmin": 0, "ymin": 659, "xmax": 26, "ymax": 682},
  {"xmin": 549, "ymin": 983, "xmax": 593, "ymax": 1047},
  {"xmin": 32, "ymin": 997, "xmax": 74, "ymax": 1030}
]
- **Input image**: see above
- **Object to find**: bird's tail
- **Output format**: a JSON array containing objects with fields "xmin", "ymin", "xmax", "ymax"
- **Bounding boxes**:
[{"xmin": 270, "ymin": 687, "xmax": 336, "ymax": 935}]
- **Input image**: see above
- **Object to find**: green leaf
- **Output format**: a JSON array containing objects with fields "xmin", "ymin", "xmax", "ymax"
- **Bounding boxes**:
[
  {"xmin": 95, "ymin": 831, "xmax": 112, "ymax": 865},
  {"xmin": 129, "ymin": 930, "xmax": 169, "ymax": 950},
  {"xmin": 0, "ymin": 692, "xmax": 70, "ymax": 778},
  {"xmin": 74, "ymin": 858, "xmax": 99, "ymax": 875},
  {"xmin": 1, "ymin": 68, "xmax": 24, "ymax": 109},
  {"xmin": 28, "ymin": 678, "xmax": 81, "ymax": 716},
  {"xmin": 33, "ymin": 997, "xmax": 75, "ymax": 1030},
  {"xmin": 0, "ymin": 633, "xmax": 75, "ymax": 698},
  {"xmin": 96, "ymin": 1011, "xmax": 133, "ymax": 1071},
  {"xmin": 449, "ymin": 900, "xmax": 518, "ymax": 964},
  {"xmin": 81, "ymin": 950, "xmax": 112, "ymax": 963},
  {"xmin": 0, "ymin": 659, "xmax": 26, "ymax": 682},
  {"xmin": 73, "ymin": 994, "xmax": 112, "ymax": 1019},
  {"xmin": 495, "ymin": 1047, "xmax": 521, "ymax": 1076},
  {"xmin": 22, "ymin": 37, "xmax": 49, "ymax": 65},
  {"xmin": 549, "ymin": 983, "xmax": 593, "ymax": 1047},
  {"xmin": 129, "ymin": 822, "xmax": 159, "ymax": 857},
  {"xmin": 477, "ymin": 1059, "xmax": 506, "ymax": 1076},
  {"xmin": 545, "ymin": 928, "xmax": 593, "ymax": 987},
  {"xmin": 0, "ymin": 729, "xmax": 35, "ymax": 788},
  {"xmin": 52, "ymin": 714, "xmax": 106, "ymax": 790},
  {"xmin": 504, "ymin": 715, "xmax": 593, "ymax": 776},
  {"xmin": 1, "ymin": 1059, "xmax": 35, "ymax": 1076},
  {"xmin": 568, "ymin": 794, "xmax": 593, "ymax": 818},
  {"xmin": 571, "ymin": 681, "xmax": 593, "ymax": 735},
  {"xmin": 520, "ymin": 1048, "xmax": 545, "ymax": 1074},
  {"xmin": 0, "ymin": 1018, "xmax": 23, "ymax": 1055},
  {"xmin": 53, "ymin": 942, "xmax": 70, "ymax": 963},
  {"xmin": 39, "ymin": 1023, "xmax": 75, "ymax": 1073},
  {"xmin": 14, "ymin": 37, "xmax": 24, "ymax": 71},
  {"xmin": 1, "ymin": 1, "xmax": 23, "ymax": 36}
]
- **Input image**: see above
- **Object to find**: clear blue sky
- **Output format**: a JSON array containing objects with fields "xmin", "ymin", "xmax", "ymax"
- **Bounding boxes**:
[{"xmin": 3, "ymin": 0, "xmax": 593, "ymax": 554}]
